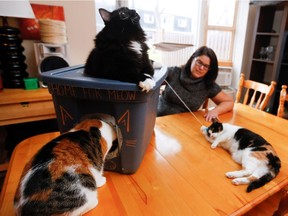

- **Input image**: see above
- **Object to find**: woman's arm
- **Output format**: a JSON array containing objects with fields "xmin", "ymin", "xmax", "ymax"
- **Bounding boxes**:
[{"xmin": 204, "ymin": 90, "xmax": 234, "ymax": 122}]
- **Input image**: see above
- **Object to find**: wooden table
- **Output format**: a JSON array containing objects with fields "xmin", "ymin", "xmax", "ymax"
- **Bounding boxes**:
[{"xmin": 0, "ymin": 103, "xmax": 288, "ymax": 215}]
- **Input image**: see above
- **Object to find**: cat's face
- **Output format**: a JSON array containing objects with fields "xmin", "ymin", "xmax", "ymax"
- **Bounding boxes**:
[
  {"xmin": 201, "ymin": 120, "xmax": 223, "ymax": 143},
  {"xmin": 99, "ymin": 7, "xmax": 141, "ymax": 27}
]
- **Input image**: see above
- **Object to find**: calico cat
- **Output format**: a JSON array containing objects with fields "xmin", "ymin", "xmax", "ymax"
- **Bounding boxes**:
[
  {"xmin": 200, "ymin": 119, "xmax": 281, "ymax": 192},
  {"xmin": 14, "ymin": 118, "xmax": 117, "ymax": 216},
  {"xmin": 84, "ymin": 7, "xmax": 155, "ymax": 92}
]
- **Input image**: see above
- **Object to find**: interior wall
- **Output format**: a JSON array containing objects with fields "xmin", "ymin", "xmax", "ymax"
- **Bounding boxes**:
[
  {"xmin": 17, "ymin": 0, "xmax": 97, "ymax": 77},
  {"xmin": 231, "ymin": 0, "xmax": 250, "ymax": 89},
  {"xmin": 239, "ymin": 4, "xmax": 257, "ymax": 81}
]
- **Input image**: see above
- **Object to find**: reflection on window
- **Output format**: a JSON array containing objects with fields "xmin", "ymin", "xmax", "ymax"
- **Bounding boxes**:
[
  {"xmin": 94, "ymin": 0, "xmax": 199, "ymax": 66},
  {"xmin": 206, "ymin": 0, "xmax": 237, "ymax": 63},
  {"xmin": 130, "ymin": 0, "xmax": 194, "ymax": 33},
  {"xmin": 208, "ymin": 0, "xmax": 236, "ymax": 27},
  {"xmin": 206, "ymin": 30, "xmax": 232, "ymax": 60},
  {"xmin": 129, "ymin": 0, "xmax": 197, "ymax": 66}
]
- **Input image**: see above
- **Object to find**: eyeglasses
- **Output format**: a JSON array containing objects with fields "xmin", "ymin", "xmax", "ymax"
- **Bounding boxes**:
[{"xmin": 195, "ymin": 59, "xmax": 210, "ymax": 71}]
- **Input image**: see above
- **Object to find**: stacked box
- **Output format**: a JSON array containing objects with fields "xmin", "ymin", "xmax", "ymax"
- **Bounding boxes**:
[{"xmin": 41, "ymin": 65, "xmax": 167, "ymax": 174}]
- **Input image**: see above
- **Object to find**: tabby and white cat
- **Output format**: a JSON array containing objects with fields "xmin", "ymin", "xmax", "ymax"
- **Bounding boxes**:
[
  {"xmin": 14, "ymin": 118, "xmax": 117, "ymax": 216},
  {"xmin": 84, "ymin": 7, "xmax": 155, "ymax": 92},
  {"xmin": 200, "ymin": 119, "xmax": 281, "ymax": 192}
]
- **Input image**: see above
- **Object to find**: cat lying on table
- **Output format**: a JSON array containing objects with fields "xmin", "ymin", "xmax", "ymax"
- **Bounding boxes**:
[{"xmin": 201, "ymin": 119, "xmax": 281, "ymax": 192}]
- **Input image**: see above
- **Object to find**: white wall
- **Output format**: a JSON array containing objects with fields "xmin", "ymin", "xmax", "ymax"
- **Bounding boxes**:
[
  {"xmin": 240, "ymin": 5, "xmax": 258, "ymax": 79},
  {"xmin": 24, "ymin": 0, "xmax": 97, "ymax": 77},
  {"xmin": 231, "ymin": 0, "xmax": 250, "ymax": 89}
]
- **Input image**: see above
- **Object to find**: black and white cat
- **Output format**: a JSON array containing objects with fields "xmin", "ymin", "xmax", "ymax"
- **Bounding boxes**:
[
  {"xmin": 200, "ymin": 119, "xmax": 281, "ymax": 192},
  {"xmin": 84, "ymin": 7, "xmax": 155, "ymax": 92},
  {"xmin": 14, "ymin": 118, "xmax": 117, "ymax": 216}
]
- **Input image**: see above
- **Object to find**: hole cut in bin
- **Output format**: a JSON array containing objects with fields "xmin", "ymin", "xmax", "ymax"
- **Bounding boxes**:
[{"xmin": 79, "ymin": 113, "xmax": 123, "ymax": 166}]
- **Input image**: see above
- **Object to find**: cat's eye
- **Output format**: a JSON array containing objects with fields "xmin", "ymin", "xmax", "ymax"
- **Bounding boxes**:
[
  {"xmin": 119, "ymin": 11, "xmax": 126, "ymax": 16},
  {"xmin": 119, "ymin": 10, "xmax": 129, "ymax": 20}
]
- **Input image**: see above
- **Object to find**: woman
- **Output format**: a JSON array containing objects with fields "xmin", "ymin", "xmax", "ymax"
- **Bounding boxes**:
[{"xmin": 157, "ymin": 46, "xmax": 234, "ymax": 121}]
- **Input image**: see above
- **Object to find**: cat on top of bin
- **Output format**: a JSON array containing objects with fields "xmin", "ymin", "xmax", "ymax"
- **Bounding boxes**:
[{"xmin": 84, "ymin": 7, "xmax": 155, "ymax": 93}]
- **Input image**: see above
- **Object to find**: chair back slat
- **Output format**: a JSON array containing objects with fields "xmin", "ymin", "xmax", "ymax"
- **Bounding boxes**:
[
  {"xmin": 236, "ymin": 73, "xmax": 276, "ymax": 111},
  {"xmin": 249, "ymin": 90, "xmax": 257, "ymax": 107},
  {"xmin": 243, "ymin": 89, "xmax": 250, "ymax": 105},
  {"xmin": 255, "ymin": 93, "xmax": 264, "ymax": 109}
]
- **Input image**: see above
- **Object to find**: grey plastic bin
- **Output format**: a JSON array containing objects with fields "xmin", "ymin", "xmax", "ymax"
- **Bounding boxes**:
[{"xmin": 41, "ymin": 65, "xmax": 167, "ymax": 174}]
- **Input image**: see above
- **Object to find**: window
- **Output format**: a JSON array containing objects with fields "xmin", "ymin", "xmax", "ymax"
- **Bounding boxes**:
[
  {"xmin": 205, "ymin": 0, "xmax": 238, "ymax": 66},
  {"xmin": 95, "ymin": 0, "xmax": 116, "ymax": 32},
  {"xmin": 128, "ymin": 0, "xmax": 199, "ymax": 66},
  {"xmin": 95, "ymin": 0, "xmax": 199, "ymax": 66},
  {"xmin": 94, "ymin": 0, "xmax": 238, "ymax": 67}
]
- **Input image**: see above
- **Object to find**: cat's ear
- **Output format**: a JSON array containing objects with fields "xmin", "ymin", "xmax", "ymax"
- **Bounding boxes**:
[
  {"xmin": 89, "ymin": 127, "xmax": 101, "ymax": 141},
  {"xmin": 212, "ymin": 117, "xmax": 218, "ymax": 123},
  {"xmin": 99, "ymin": 8, "xmax": 111, "ymax": 23}
]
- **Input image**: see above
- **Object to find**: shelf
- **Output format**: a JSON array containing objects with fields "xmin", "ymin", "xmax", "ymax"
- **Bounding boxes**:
[
  {"xmin": 252, "ymin": 58, "xmax": 275, "ymax": 64},
  {"xmin": 256, "ymin": 32, "xmax": 280, "ymax": 36},
  {"xmin": 247, "ymin": 2, "xmax": 288, "ymax": 115},
  {"xmin": 153, "ymin": 42, "xmax": 193, "ymax": 51}
]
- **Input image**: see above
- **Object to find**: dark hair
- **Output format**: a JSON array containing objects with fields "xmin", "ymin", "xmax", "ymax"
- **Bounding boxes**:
[{"xmin": 184, "ymin": 46, "xmax": 218, "ymax": 87}]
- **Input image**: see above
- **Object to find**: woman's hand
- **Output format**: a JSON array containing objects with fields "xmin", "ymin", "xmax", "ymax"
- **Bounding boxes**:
[
  {"xmin": 204, "ymin": 90, "xmax": 234, "ymax": 122},
  {"xmin": 204, "ymin": 109, "xmax": 219, "ymax": 122}
]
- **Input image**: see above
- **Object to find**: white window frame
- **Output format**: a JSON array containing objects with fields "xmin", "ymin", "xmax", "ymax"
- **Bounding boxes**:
[{"xmin": 203, "ymin": 0, "xmax": 238, "ymax": 67}]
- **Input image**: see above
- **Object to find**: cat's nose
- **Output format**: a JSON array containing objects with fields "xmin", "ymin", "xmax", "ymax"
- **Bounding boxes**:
[
  {"xmin": 131, "ymin": 9, "xmax": 136, "ymax": 14},
  {"xmin": 131, "ymin": 10, "xmax": 139, "ymax": 18}
]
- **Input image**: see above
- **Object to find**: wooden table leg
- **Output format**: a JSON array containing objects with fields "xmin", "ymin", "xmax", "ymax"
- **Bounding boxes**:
[{"xmin": 273, "ymin": 187, "xmax": 288, "ymax": 216}]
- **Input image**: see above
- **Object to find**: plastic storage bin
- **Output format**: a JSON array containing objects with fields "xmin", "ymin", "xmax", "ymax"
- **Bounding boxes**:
[{"xmin": 41, "ymin": 65, "xmax": 167, "ymax": 174}]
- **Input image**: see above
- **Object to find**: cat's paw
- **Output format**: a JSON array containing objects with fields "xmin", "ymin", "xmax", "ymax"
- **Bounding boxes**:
[
  {"xmin": 139, "ymin": 78, "xmax": 155, "ymax": 92},
  {"xmin": 231, "ymin": 179, "xmax": 241, "ymax": 185},
  {"xmin": 200, "ymin": 126, "xmax": 207, "ymax": 134},
  {"xmin": 231, "ymin": 178, "xmax": 248, "ymax": 185},
  {"xmin": 152, "ymin": 61, "xmax": 162, "ymax": 69},
  {"xmin": 225, "ymin": 172, "xmax": 236, "ymax": 179},
  {"xmin": 211, "ymin": 142, "xmax": 218, "ymax": 149},
  {"xmin": 97, "ymin": 176, "xmax": 106, "ymax": 188}
]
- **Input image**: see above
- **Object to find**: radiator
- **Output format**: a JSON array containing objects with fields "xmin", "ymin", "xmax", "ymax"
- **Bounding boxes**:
[{"xmin": 216, "ymin": 67, "xmax": 232, "ymax": 87}]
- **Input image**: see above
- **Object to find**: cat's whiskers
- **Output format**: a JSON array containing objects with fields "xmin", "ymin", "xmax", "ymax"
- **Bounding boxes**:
[{"xmin": 164, "ymin": 79, "xmax": 204, "ymax": 126}]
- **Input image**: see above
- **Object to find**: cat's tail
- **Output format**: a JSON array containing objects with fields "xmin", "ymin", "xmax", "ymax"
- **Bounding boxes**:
[
  {"xmin": 247, "ymin": 153, "xmax": 281, "ymax": 193},
  {"xmin": 246, "ymin": 159, "xmax": 281, "ymax": 193},
  {"xmin": 246, "ymin": 173, "xmax": 274, "ymax": 192}
]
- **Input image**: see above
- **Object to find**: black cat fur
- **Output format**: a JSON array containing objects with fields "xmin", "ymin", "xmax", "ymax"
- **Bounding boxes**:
[{"xmin": 84, "ymin": 7, "xmax": 155, "ymax": 92}]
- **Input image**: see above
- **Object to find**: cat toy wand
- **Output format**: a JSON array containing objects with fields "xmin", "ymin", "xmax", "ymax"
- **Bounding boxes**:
[{"xmin": 164, "ymin": 79, "xmax": 204, "ymax": 126}]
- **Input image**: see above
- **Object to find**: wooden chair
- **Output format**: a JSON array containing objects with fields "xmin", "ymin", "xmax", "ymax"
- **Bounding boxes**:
[
  {"xmin": 235, "ymin": 73, "xmax": 276, "ymax": 111},
  {"xmin": 275, "ymin": 86, "xmax": 288, "ymax": 215},
  {"xmin": 277, "ymin": 85, "xmax": 288, "ymax": 118}
]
